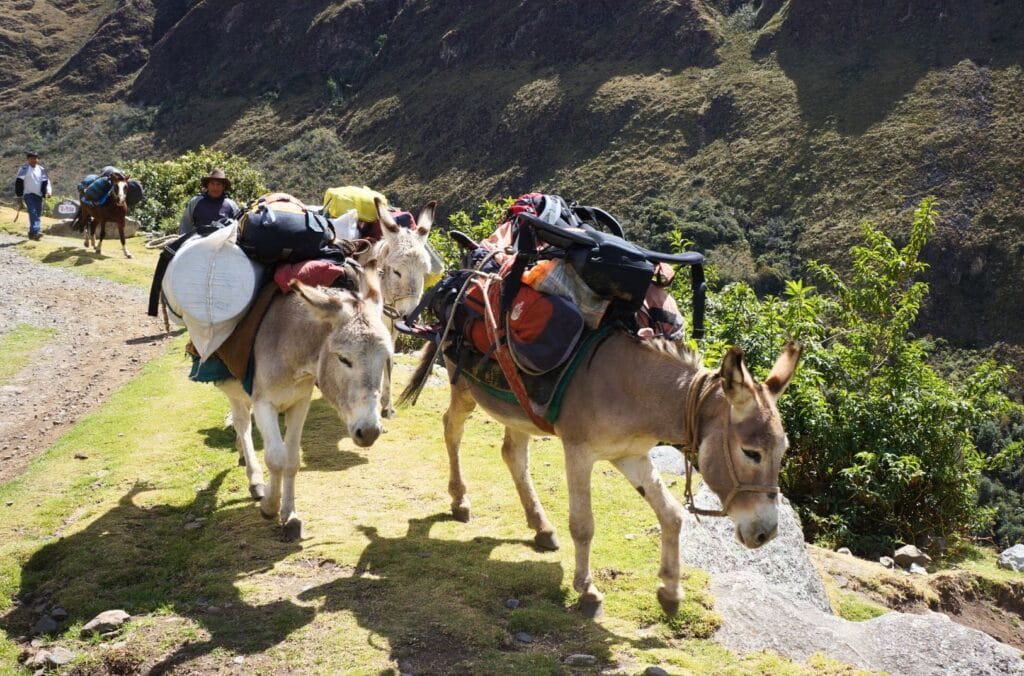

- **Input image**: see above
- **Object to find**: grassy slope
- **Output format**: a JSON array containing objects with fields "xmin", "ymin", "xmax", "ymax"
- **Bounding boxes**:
[{"xmin": 0, "ymin": 345, "xmax": 862, "ymax": 674}]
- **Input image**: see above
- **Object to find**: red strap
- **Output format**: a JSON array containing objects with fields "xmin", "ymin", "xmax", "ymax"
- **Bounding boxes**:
[{"xmin": 483, "ymin": 305, "xmax": 556, "ymax": 434}]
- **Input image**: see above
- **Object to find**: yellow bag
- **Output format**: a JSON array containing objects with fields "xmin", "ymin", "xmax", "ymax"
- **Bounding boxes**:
[{"xmin": 322, "ymin": 186, "xmax": 387, "ymax": 222}]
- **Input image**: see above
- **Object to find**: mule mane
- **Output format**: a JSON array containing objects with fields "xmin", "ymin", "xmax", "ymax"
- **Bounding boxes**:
[{"xmin": 638, "ymin": 336, "xmax": 704, "ymax": 371}]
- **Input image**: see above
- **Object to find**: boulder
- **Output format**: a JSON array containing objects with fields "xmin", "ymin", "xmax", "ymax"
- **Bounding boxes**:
[
  {"xmin": 893, "ymin": 544, "xmax": 932, "ymax": 568},
  {"xmin": 80, "ymin": 609, "xmax": 130, "ymax": 638},
  {"xmin": 649, "ymin": 445, "xmax": 686, "ymax": 476},
  {"xmin": 879, "ymin": 556, "xmax": 895, "ymax": 569},
  {"xmin": 680, "ymin": 483, "xmax": 831, "ymax": 612},
  {"xmin": 998, "ymin": 544, "xmax": 1024, "ymax": 572},
  {"xmin": 836, "ymin": 547, "xmax": 852, "ymax": 556}
]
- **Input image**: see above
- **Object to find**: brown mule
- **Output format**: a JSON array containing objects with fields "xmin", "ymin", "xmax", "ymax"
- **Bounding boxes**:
[{"xmin": 79, "ymin": 174, "xmax": 132, "ymax": 258}]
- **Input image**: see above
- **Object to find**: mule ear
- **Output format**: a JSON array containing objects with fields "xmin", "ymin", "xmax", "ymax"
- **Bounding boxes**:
[
  {"xmin": 376, "ymin": 197, "xmax": 400, "ymax": 234},
  {"xmin": 719, "ymin": 346, "xmax": 756, "ymax": 411},
  {"xmin": 765, "ymin": 340, "xmax": 801, "ymax": 401},
  {"xmin": 290, "ymin": 280, "xmax": 354, "ymax": 324},
  {"xmin": 416, "ymin": 200, "xmax": 436, "ymax": 237},
  {"xmin": 358, "ymin": 258, "xmax": 383, "ymax": 309}
]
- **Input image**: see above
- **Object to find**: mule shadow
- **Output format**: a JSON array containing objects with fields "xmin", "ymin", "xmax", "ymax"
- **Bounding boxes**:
[
  {"xmin": 40, "ymin": 246, "xmax": 104, "ymax": 266},
  {"xmin": 126, "ymin": 330, "xmax": 184, "ymax": 345},
  {"xmin": 297, "ymin": 514, "xmax": 654, "ymax": 672},
  {"xmin": 299, "ymin": 398, "xmax": 369, "ymax": 472},
  {"xmin": 0, "ymin": 471, "xmax": 313, "ymax": 673}
]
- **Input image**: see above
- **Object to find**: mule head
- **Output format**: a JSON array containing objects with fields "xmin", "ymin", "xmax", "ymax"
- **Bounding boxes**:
[
  {"xmin": 289, "ymin": 278, "xmax": 393, "ymax": 447},
  {"xmin": 374, "ymin": 197, "xmax": 436, "ymax": 318},
  {"xmin": 110, "ymin": 175, "xmax": 128, "ymax": 206},
  {"xmin": 697, "ymin": 341, "xmax": 801, "ymax": 548}
]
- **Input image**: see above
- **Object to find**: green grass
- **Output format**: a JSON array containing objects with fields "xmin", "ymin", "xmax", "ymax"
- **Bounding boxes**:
[
  {"xmin": 835, "ymin": 593, "xmax": 889, "ymax": 622},
  {"xmin": 0, "ymin": 324, "xmax": 57, "ymax": 384},
  {"xmin": 0, "ymin": 345, "xmax": 853, "ymax": 673},
  {"xmin": 0, "ymin": 205, "xmax": 159, "ymax": 289}
]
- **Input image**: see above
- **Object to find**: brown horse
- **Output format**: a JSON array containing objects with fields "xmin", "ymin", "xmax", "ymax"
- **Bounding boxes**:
[
  {"xmin": 79, "ymin": 174, "xmax": 132, "ymax": 258},
  {"xmin": 402, "ymin": 334, "xmax": 800, "ymax": 617}
]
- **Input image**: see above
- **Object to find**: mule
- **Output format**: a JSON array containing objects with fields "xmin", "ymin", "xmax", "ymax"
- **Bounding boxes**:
[
  {"xmin": 217, "ymin": 264, "xmax": 393, "ymax": 541},
  {"xmin": 401, "ymin": 334, "xmax": 800, "ymax": 617},
  {"xmin": 355, "ymin": 198, "xmax": 435, "ymax": 418},
  {"xmin": 79, "ymin": 174, "xmax": 132, "ymax": 258}
]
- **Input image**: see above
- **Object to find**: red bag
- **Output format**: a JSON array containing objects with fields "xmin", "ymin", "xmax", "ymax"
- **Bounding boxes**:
[{"xmin": 464, "ymin": 281, "xmax": 584, "ymax": 375}]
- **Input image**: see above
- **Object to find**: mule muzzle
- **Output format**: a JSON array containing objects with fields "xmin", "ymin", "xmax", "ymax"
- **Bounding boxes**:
[{"xmin": 350, "ymin": 423, "xmax": 382, "ymax": 447}]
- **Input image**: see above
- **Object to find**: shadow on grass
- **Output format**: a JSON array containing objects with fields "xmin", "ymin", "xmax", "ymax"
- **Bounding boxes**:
[
  {"xmin": 300, "ymin": 398, "xmax": 370, "ymax": 473},
  {"xmin": 1, "ymin": 471, "xmax": 314, "ymax": 673},
  {"xmin": 298, "ymin": 514, "xmax": 658, "ymax": 672},
  {"xmin": 1, "ymin": 477, "xmax": 654, "ymax": 672},
  {"xmin": 40, "ymin": 246, "xmax": 104, "ymax": 266}
]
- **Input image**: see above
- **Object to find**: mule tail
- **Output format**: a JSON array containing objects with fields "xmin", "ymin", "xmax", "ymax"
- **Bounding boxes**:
[{"xmin": 398, "ymin": 341, "xmax": 439, "ymax": 407}]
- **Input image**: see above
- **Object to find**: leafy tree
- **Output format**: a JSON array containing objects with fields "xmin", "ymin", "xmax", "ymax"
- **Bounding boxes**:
[
  {"xmin": 427, "ymin": 197, "xmax": 512, "ymax": 271},
  {"xmin": 125, "ymin": 147, "xmax": 266, "ymax": 233}
]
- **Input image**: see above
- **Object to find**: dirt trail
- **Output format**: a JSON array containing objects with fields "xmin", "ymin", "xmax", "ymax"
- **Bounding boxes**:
[{"xmin": 0, "ymin": 233, "xmax": 171, "ymax": 483}]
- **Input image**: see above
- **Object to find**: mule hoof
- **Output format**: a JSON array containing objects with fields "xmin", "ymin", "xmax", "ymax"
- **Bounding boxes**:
[
  {"xmin": 259, "ymin": 503, "xmax": 276, "ymax": 520},
  {"xmin": 283, "ymin": 518, "xmax": 303, "ymax": 542},
  {"xmin": 249, "ymin": 483, "xmax": 265, "ymax": 501},
  {"xmin": 534, "ymin": 531, "xmax": 560, "ymax": 551},
  {"xmin": 577, "ymin": 597, "xmax": 604, "ymax": 619},
  {"xmin": 657, "ymin": 588, "xmax": 680, "ymax": 616},
  {"xmin": 125, "ymin": 252, "xmax": 134, "ymax": 259},
  {"xmin": 452, "ymin": 505, "xmax": 471, "ymax": 523}
]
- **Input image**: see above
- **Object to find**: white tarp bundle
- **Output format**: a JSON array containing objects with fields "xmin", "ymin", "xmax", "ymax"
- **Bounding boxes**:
[{"xmin": 162, "ymin": 222, "xmax": 263, "ymax": 360}]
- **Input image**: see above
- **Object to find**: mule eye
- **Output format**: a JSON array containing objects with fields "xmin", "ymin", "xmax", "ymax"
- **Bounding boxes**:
[
  {"xmin": 337, "ymin": 356, "xmax": 353, "ymax": 368},
  {"xmin": 392, "ymin": 269, "xmax": 402, "ymax": 278},
  {"xmin": 742, "ymin": 449, "xmax": 762, "ymax": 464}
]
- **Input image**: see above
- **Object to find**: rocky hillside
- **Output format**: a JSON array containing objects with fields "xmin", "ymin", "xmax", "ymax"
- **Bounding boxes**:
[{"xmin": 3, "ymin": 0, "xmax": 1023, "ymax": 347}]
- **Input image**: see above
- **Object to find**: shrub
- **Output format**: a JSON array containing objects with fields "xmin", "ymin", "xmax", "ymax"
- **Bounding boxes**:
[
  {"xmin": 688, "ymin": 199, "xmax": 1021, "ymax": 555},
  {"xmin": 124, "ymin": 147, "xmax": 266, "ymax": 233}
]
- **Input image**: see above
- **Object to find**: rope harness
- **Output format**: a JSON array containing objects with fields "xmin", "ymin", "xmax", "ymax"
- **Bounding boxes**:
[{"xmin": 681, "ymin": 370, "xmax": 780, "ymax": 518}]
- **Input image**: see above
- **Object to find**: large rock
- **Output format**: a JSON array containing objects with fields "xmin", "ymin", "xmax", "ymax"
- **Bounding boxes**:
[
  {"xmin": 680, "ymin": 483, "xmax": 831, "ymax": 612},
  {"xmin": 649, "ymin": 445, "xmax": 686, "ymax": 477},
  {"xmin": 999, "ymin": 544, "xmax": 1024, "ymax": 572},
  {"xmin": 712, "ymin": 571, "xmax": 1024, "ymax": 675},
  {"xmin": 682, "ymin": 482, "xmax": 1024, "ymax": 674}
]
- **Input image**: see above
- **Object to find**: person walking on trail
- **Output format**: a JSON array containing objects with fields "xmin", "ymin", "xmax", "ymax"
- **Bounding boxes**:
[
  {"xmin": 14, "ymin": 151, "xmax": 51, "ymax": 241},
  {"xmin": 177, "ymin": 168, "xmax": 240, "ymax": 235}
]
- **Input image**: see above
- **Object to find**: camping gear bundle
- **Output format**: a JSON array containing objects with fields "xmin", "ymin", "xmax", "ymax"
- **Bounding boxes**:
[
  {"xmin": 402, "ymin": 192, "xmax": 706, "ymax": 429},
  {"xmin": 78, "ymin": 169, "xmax": 143, "ymax": 207}
]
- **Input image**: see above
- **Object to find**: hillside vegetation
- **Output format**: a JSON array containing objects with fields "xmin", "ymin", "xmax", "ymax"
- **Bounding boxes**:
[{"xmin": 3, "ymin": 0, "xmax": 1024, "ymax": 348}]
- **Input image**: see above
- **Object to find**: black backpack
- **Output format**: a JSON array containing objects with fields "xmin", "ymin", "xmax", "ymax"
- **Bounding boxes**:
[{"xmin": 238, "ymin": 193, "xmax": 346, "ymax": 264}]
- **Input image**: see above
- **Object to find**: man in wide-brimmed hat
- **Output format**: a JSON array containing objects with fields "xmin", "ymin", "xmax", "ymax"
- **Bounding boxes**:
[
  {"xmin": 177, "ymin": 168, "xmax": 240, "ymax": 235},
  {"xmin": 14, "ymin": 150, "xmax": 51, "ymax": 240}
]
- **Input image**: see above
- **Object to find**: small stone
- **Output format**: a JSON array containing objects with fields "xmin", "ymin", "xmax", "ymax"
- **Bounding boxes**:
[
  {"xmin": 205, "ymin": 605, "xmax": 221, "ymax": 614},
  {"xmin": 514, "ymin": 631, "xmax": 533, "ymax": 643},
  {"xmin": 893, "ymin": 544, "xmax": 931, "ymax": 568},
  {"xmin": 45, "ymin": 646, "xmax": 75, "ymax": 666},
  {"xmin": 836, "ymin": 547, "xmax": 852, "ymax": 556},
  {"xmin": 50, "ymin": 607, "xmax": 68, "ymax": 621},
  {"xmin": 834, "ymin": 575, "xmax": 849, "ymax": 589},
  {"xmin": 416, "ymin": 551, "xmax": 432, "ymax": 558},
  {"xmin": 879, "ymin": 556, "xmax": 896, "ymax": 569},
  {"xmin": 565, "ymin": 653, "xmax": 597, "ymax": 666},
  {"xmin": 232, "ymin": 655, "xmax": 245, "ymax": 665},
  {"xmin": 624, "ymin": 534, "xmax": 635, "ymax": 541},
  {"xmin": 80, "ymin": 609, "xmax": 130, "ymax": 638},
  {"xmin": 73, "ymin": 453, "xmax": 88, "ymax": 460},
  {"xmin": 504, "ymin": 598, "xmax": 520, "ymax": 609},
  {"xmin": 32, "ymin": 615, "xmax": 58, "ymax": 635},
  {"xmin": 645, "ymin": 668, "xmax": 670, "ymax": 676},
  {"xmin": 26, "ymin": 651, "xmax": 51, "ymax": 668},
  {"xmin": 183, "ymin": 520, "xmax": 204, "ymax": 531},
  {"xmin": 909, "ymin": 563, "xmax": 928, "ymax": 575}
]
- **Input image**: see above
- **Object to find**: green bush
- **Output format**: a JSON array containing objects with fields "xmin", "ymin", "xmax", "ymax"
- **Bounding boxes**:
[
  {"xmin": 688, "ymin": 199, "xmax": 1022, "ymax": 555},
  {"xmin": 427, "ymin": 197, "xmax": 512, "ymax": 271},
  {"xmin": 125, "ymin": 147, "xmax": 266, "ymax": 233}
]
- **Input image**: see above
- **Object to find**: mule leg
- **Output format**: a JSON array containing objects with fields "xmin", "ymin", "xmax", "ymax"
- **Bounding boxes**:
[
  {"xmin": 443, "ymin": 382, "xmax": 476, "ymax": 522},
  {"xmin": 96, "ymin": 221, "xmax": 105, "ymax": 255},
  {"xmin": 218, "ymin": 382, "xmax": 263, "ymax": 500},
  {"xmin": 82, "ymin": 215, "xmax": 91, "ymax": 249},
  {"xmin": 119, "ymin": 220, "xmax": 132, "ymax": 258},
  {"xmin": 564, "ymin": 445, "xmax": 603, "ymax": 617},
  {"xmin": 278, "ymin": 395, "xmax": 312, "ymax": 541},
  {"xmin": 253, "ymin": 401, "xmax": 284, "ymax": 522},
  {"xmin": 500, "ymin": 427, "xmax": 558, "ymax": 551},
  {"xmin": 612, "ymin": 454, "xmax": 685, "ymax": 616},
  {"xmin": 380, "ymin": 355, "xmax": 395, "ymax": 419}
]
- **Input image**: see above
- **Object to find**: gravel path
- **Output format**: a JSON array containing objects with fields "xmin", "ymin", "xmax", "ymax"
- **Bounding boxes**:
[{"xmin": 0, "ymin": 233, "xmax": 171, "ymax": 483}]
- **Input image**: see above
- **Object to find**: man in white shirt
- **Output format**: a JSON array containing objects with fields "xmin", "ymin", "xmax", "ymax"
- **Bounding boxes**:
[{"xmin": 14, "ymin": 151, "xmax": 51, "ymax": 240}]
